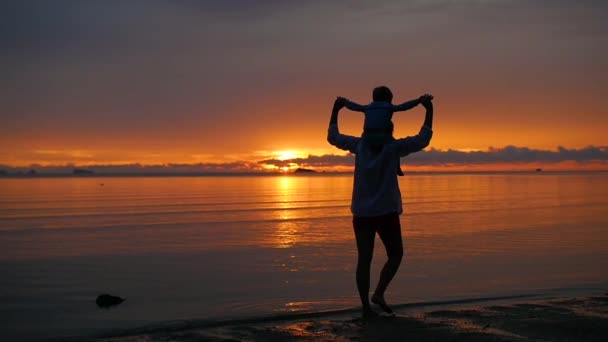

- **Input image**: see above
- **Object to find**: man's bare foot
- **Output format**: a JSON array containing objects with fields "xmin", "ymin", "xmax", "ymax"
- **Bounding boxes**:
[{"xmin": 371, "ymin": 294, "xmax": 393, "ymax": 314}]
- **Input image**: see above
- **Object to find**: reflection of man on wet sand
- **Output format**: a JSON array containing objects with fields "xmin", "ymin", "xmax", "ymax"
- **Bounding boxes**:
[{"xmin": 327, "ymin": 92, "xmax": 434, "ymax": 319}]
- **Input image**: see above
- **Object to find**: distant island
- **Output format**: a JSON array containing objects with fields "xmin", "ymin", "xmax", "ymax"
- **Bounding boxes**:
[
  {"xmin": 294, "ymin": 168, "xmax": 316, "ymax": 173},
  {"xmin": 73, "ymin": 168, "xmax": 95, "ymax": 175}
]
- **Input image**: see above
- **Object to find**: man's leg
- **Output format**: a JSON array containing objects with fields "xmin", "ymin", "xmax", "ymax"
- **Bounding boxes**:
[
  {"xmin": 352, "ymin": 216, "xmax": 376, "ymax": 318},
  {"xmin": 372, "ymin": 213, "xmax": 403, "ymax": 314}
]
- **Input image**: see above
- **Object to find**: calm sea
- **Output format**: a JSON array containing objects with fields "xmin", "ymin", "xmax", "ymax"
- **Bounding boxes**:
[{"xmin": 1, "ymin": 173, "xmax": 608, "ymax": 340}]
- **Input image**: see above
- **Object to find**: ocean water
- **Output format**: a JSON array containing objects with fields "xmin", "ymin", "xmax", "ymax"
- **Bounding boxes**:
[{"xmin": 1, "ymin": 173, "xmax": 608, "ymax": 340}]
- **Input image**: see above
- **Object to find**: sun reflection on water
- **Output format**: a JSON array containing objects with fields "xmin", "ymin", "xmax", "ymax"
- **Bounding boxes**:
[
  {"xmin": 275, "ymin": 220, "xmax": 299, "ymax": 249},
  {"xmin": 273, "ymin": 176, "xmax": 301, "ymax": 248}
]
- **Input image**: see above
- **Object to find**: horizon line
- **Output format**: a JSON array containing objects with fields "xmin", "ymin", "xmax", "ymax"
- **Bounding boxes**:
[{"xmin": 2, "ymin": 170, "xmax": 607, "ymax": 178}]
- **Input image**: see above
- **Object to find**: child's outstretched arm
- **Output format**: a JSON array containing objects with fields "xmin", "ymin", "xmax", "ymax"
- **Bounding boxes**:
[
  {"xmin": 337, "ymin": 97, "xmax": 366, "ymax": 112},
  {"xmin": 392, "ymin": 97, "xmax": 422, "ymax": 112}
]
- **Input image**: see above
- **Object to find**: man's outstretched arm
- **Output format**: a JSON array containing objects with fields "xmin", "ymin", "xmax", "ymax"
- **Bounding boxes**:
[
  {"xmin": 395, "ymin": 95, "xmax": 434, "ymax": 157},
  {"xmin": 328, "ymin": 98, "xmax": 359, "ymax": 153},
  {"xmin": 328, "ymin": 97, "xmax": 342, "ymax": 126},
  {"xmin": 422, "ymin": 95, "xmax": 433, "ymax": 128}
]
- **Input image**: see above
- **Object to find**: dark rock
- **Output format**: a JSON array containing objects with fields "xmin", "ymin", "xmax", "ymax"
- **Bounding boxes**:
[
  {"xmin": 96, "ymin": 294, "xmax": 125, "ymax": 308},
  {"xmin": 294, "ymin": 168, "xmax": 316, "ymax": 173}
]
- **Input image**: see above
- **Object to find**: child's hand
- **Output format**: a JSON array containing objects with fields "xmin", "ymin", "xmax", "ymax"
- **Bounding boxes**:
[
  {"xmin": 334, "ymin": 97, "xmax": 347, "ymax": 110},
  {"xmin": 419, "ymin": 93, "xmax": 433, "ymax": 105}
]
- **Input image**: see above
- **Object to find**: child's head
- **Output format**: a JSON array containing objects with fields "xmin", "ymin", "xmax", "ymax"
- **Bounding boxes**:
[{"xmin": 372, "ymin": 86, "xmax": 393, "ymax": 103}]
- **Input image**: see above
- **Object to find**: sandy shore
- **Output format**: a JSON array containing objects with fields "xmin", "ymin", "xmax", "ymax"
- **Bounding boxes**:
[{"xmin": 84, "ymin": 294, "xmax": 608, "ymax": 342}]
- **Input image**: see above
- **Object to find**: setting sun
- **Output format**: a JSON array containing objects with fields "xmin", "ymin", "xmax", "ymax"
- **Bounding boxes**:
[{"xmin": 275, "ymin": 150, "xmax": 304, "ymax": 161}]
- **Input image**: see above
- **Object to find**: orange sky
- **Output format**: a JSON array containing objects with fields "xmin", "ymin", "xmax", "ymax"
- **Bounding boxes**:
[{"xmin": 1, "ymin": 1, "xmax": 607, "ymax": 171}]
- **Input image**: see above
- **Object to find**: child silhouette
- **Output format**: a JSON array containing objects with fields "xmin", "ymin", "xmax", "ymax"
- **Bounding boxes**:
[{"xmin": 338, "ymin": 86, "xmax": 428, "ymax": 176}]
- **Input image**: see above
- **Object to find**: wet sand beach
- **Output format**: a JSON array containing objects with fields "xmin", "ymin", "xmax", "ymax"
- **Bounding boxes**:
[{"xmin": 84, "ymin": 294, "xmax": 608, "ymax": 342}]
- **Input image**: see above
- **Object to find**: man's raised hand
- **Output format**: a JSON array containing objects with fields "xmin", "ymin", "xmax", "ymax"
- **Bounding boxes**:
[
  {"xmin": 334, "ymin": 97, "xmax": 347, "ymax": 110},
  {"xmin": 419, "ymin": 93, "xmax": 434, "ymax": 107}
]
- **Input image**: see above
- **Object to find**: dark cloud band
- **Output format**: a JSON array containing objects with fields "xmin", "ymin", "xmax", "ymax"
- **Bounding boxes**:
[
  {"xmin": 1, "ymin": 145, "xmax": 606, "ymax": 174},
  {"xmin": 258, "ymin": 145, "xmax": 608, "ymax": 169}
]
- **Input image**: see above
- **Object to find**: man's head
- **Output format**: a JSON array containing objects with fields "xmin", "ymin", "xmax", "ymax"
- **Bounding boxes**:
[
  {"xmin": 372, "ymin": 86, "xmax": 393, "ymax": 103},
  {"xmin": 364, "ymin": 122, "xmax": 394, "ymax": 149}
]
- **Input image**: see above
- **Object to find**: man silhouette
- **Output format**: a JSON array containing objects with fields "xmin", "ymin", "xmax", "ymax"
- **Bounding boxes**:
[{"xmin": 327, "ymin": 93, "xmax": 434, "ymax": 319}]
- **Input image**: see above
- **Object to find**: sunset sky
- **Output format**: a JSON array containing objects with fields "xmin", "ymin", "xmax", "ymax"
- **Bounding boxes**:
[{"xmin": 2, "ymin": 0, "xmax": 607, "ymax": 172}]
